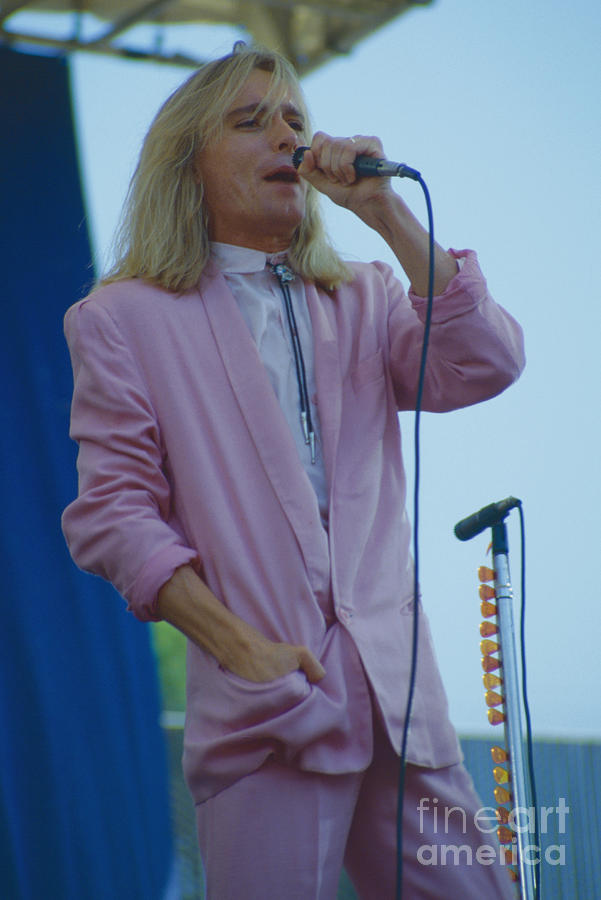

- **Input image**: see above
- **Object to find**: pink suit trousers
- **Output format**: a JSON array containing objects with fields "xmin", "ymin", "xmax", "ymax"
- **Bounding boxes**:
[{"xmin": 195, "ymin": 713, "xmax": 516, "ymax": 899}]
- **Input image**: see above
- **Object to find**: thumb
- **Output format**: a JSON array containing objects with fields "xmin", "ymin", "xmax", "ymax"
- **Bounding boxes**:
[
  {"xmin": 296, "ymin": 148, "xmax": 356, "ymax": 208},
  {"xmin": 296, "ymin": 149, "xmax": 326, "ymax": 189},
  {"xmin": 296, "ymin": 646, "xmax": 326, "ymax": 684}
]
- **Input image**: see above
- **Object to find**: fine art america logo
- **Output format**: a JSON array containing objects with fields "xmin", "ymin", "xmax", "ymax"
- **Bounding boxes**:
[{"xmin": 416, "ymin": 796, "xmax": 569, "ymax": 867}]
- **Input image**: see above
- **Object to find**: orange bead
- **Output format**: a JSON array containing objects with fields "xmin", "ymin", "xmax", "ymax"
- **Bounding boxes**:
[
  {"xmin": 491, "ymin": 745, "xmax": 508, "ymax": 763},
  {"xmin": 483, "ymin": 673, "xmax": 503, "ymax": 689},
  {"xmin": 479, "ymin": 584, "xmax": 496, "ymax": 600},
  {"xmin": 494, "ymin": 786, "xmax": 512, "ymax": 804},
  {"xmin": 480, "ymin": 600, "xmax": 497, "ymax": 618},
  {"xmin": 485, "ymin": 690, "xmax": 504, "ymax": 708},
  {"xmin": 480, "ymin": 621, "xmax": 499, "ymax": 637},
  {"xmin": 481, "ymin": 638, "xmax": 500, "ymax": 655},
  {"xmin": 478, "ymin": 566, "xmax": 496, "ymax": 582},
  {"xmin": 496, "ymin": 806, "xmax": 510, "ymax": 824},
  {"xmin": 497, "ymin": 825, "xmax": 514, "ymax": 845},
  {"xmin": 503, "ymin": 846, "xmax": 517, "ymax": 866},
  {"xmin": 488, "ymin": 708, "xmax": 505, "ymax": 725},
  {"xmin": 482, "ymin": 655, "xmax": 502, "ymax": 673}
]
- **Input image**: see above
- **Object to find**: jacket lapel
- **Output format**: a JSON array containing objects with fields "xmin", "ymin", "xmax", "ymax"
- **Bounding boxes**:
[{"xmin": 198, "ymin": 265, "xmax": 329, "ymax": 562}]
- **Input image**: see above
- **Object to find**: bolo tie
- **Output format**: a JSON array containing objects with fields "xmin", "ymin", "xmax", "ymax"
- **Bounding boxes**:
[{"xmin": 270, "ymin": 263, "xmax": 316, "ymax": 464}]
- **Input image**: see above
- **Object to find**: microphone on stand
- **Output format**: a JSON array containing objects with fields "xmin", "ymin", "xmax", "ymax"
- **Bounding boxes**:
[
  {"xmin": 292, "ymin": 146, "xmax": 421, "ymax": 181},
  {"xmin": 454, "ymin": 496, "xmax": 522, "ymax": 542}
]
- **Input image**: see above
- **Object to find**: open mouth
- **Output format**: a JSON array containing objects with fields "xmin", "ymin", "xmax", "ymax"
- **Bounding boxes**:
[{"xmin": 264, "ymin": 170, "xmax": 299, "ymax": 183}]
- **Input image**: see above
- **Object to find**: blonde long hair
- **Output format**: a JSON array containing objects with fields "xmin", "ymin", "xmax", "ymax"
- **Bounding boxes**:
[{"xmin": 102, "ymin": 44, "xmax": 353, "ymax": 293}]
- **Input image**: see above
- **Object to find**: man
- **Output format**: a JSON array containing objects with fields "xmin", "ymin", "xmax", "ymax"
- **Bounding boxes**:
[{"xmin": 62, "ymin": 44, "xmax": 524, "ymax": 898}]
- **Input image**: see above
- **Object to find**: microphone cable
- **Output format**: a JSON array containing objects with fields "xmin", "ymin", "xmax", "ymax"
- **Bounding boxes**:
[
  {"xmin": 517, "ymin": 504, "xmax": 540, "ymax": 899},
  {"xmin": 395, "ymin": 174, "xmax": 435, "ymax": 900},
  {"xmin": 386, "ymin": 167, "xmax": 534, "ymax": 899},
  {"xmin": 292, "ymin": 142, "xmax": 437, "ymax": 897}
]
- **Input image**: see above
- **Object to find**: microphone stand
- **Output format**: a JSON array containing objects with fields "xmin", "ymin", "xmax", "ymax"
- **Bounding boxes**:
[{"xmin": 489, "ymin": 519, "xmax": 537, "ymax": 900}]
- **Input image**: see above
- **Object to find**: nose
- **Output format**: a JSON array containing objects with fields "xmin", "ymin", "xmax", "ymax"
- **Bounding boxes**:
[{"xmin": 269, "ymin": 115, "xmax": 300, "ymax": 152}]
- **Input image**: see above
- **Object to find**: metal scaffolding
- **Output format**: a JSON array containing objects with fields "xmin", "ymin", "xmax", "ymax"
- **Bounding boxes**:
[{"xmin": 0, "ymin": 0, "xmax": 433, "ymax": 74}]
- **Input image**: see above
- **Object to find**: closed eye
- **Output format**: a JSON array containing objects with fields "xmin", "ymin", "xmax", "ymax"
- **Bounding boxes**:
[
  {"xmin": 236, "ymin": 118, "xmax": 261, "ymax": 129},
  {"xmin": 236, "ymin": 119, "xmax": 304, "ymax": 135}
]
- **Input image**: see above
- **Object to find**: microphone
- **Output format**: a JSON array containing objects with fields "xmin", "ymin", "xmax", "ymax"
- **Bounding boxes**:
[
  {"xmin": 292, "ymin": 146, "xmax": 421, "ymax": 181},
  {"xmin": 454, "ymin": 496, "xmax": 521, "ymax": 542}
]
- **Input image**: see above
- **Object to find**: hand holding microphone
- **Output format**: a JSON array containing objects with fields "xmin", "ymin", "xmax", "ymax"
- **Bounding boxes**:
[
  {"xmin": 291, "ymin": 131, "xmax": 421, "ymax": 218},
  {"xmin": 292, "ymin": 132, "xmax": 420, "ymax": 183},
  {"xmin": 293, "ymin": 144, "xmax": 420, "ymax": 181},
  {"xmin": 295, "ymin": 132, "xmax": 457, "ymax": 297}
]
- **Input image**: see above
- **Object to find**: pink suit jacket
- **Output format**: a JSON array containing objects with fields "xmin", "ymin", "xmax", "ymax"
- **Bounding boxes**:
[{"xmin": 62, "ymin": 250, "xmax": 525, "ymax": 803}]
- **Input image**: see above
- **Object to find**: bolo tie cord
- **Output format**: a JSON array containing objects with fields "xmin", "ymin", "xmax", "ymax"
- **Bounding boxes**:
[{"xmin": 270, "ymin": 263, "xmax": 316, "ymax": 464}]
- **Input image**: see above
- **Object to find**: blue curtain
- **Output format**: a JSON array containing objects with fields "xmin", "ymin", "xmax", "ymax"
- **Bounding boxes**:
[{"xmin": 0, "ymin": 46, "xmax": 173, "ymax": 900}]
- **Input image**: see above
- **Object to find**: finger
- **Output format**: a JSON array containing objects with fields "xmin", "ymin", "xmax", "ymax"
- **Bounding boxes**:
[
  {"xmin": 296, "ymin": 646, "xmax": 326, "ymax": 683},
  {"xmin": 296, "ymin": 148, "xmax": 335, "ymax": 195},
  {"xmin": 311, "ymin": 132, "xmax": 339, "ymax": 184},
  {"xmin": 330, "ymin": 140, "xmax": 357, "ymax": 185},
  {"xmin": 296, "ymin": 146, "xmax": 316, "ymax": 178},
  {"xmin": 303, "ymin": 133, "xmax": 348, "ymax": 185},
  {"xmin": 321, "ymin": 135, "xmax": 356, "ymax": 185},
  {"xmin": 350, "ymin": 134, "xmax": 385, "ymax": 158}
]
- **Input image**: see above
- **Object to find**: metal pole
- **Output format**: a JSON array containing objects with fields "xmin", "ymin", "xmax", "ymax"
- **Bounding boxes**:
[{"xmin": 491, "ymin": 521, "xmax": 537, "ymax": 900}]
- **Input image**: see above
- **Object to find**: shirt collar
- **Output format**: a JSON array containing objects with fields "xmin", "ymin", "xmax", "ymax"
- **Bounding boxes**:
[{"xmin": 210, "ymin": 241, "xmax": 289, "ymax": 275}]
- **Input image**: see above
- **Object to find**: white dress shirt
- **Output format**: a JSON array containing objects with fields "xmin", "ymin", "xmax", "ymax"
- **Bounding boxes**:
[{"xmin": 210, "ymin": 242, "xmax": 329, "ymax": 525}]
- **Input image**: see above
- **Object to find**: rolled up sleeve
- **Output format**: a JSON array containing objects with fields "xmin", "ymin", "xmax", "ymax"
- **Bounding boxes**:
[
  {"xmin": 61, "ymin": 297, "xmax": 199, "ymax": 621},
  {"xmin": 385, "ymin": 249, "xmax": 525, "ymax": 411}
]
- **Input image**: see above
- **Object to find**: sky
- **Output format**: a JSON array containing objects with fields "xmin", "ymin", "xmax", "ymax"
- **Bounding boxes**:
[{"xmin": 15, "ymin": 0, "xmax": 600, "ymax": 738}]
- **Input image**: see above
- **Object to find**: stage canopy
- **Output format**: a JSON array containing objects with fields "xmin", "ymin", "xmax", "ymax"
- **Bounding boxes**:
[{"xmin": 1, "ymin": 0, "xmax": 432, "ymax": 74}]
